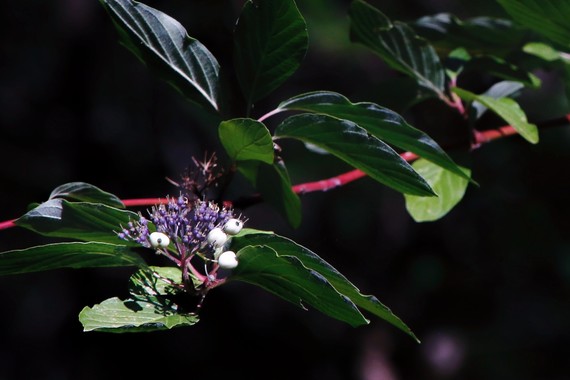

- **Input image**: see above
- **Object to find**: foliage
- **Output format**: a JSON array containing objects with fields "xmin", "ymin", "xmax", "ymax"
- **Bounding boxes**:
[{"xmin": 1, "ymin": 0, "xmax": 569, "ymax": 347}]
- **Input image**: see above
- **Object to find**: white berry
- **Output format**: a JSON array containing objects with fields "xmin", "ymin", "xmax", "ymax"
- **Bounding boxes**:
[
  {"xmin": 223, "ymin": 218, "xmax": 244, "ymax": 235},
  {"xmin": 207, "ymin": 227, "xmax": 228, "ymax": 248},
  {"xmin": 149, "ymin": 232, "xmax": 170, "ymax": 248},
  {"xmin": 218, "ymin": 251, "xmax": 238, "ymax": 269}
]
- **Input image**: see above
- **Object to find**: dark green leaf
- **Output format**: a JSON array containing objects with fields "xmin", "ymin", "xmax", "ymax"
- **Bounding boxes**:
[
  {"xmin": 234, "ymin": 0, "xmax": 308, "ymax": 105},
  {"xmin": 404, "ymin": 158, "xmax": 471, "ymax": 222},
  {"xmin": 231, "ymin": 232, "xmax": 419, "ymax": 341},
  {"xmin": 453, "ymin": 87, "xmax": 539, "ymax": 144},
  {"xmin": 0, "ymin": 242, "xmax": 145, "ymax": 276},
  {"xmin": 497, "ymin": 0, "xmax": 570, "ymax": 48},
  {"xmin": 275, "ymin": 113, "xmax": 435, "ymax": 196},
  {"xmin": 218, "ymin": 118, "xmax": 274, "ymax": 164},
  {"xmin": 100, "ymin": 0, "xmax": 221, "ymax": 111},
  {"xmin": 14, "ymin": 199, "xmax": 141, "ymax": 246},
  {"xmin": 278, "ymin": 91, "xmax": 470, "ymax": 181},
  {"xmin": 412, "ymin": 13, "xmax": 529, "ymax": 56},
  {"xmin": 258, "ymin": 161, "xmax": 302, "ymax": 228},
  {"xmin": 231, "ymin": 245, "xmax": 369, "ymax": 327},
  {"xmin": 49, "ymin": 182, "xmax": 125, "ymax": 208},
  {"xmin": 79, "ymin": 297, "xmax": 199, "ymax": 333},
  {"xmin": 349, "ymin": 0, "xmax": 445, "ymax": 98}
]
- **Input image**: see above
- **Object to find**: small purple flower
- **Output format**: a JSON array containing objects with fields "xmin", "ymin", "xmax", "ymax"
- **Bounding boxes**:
[{"xmin": 118, "ymin": 196, "xmax": 240, "ymax": 261}]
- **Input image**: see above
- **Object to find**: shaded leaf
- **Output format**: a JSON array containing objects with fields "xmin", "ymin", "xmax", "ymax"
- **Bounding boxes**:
[
  {"xmin": 100, "ymin": 0, "xmax": 221, "ymax": 111},
  {"xmin": 231, "ymin": 245, "xmax": 369, "ymax": 327},
  {"xmin": 497, "ymin": 0, "xmax": 570, "ymax": 48},
  {"xmin": 278, "ymin": 91, "xmax": 470, "ymax": 181},
  {"xmin": 14, "ymin": 199, "xmax": 141, "ymax": 246},
  {"xmin": 463, "ymin": 56, "xmax": 540, "ymax": 88},
  {"xmin": 275, "ymin": 113, "xmax": 435, "ymax": 196},
  {"xmin": 218, "ymin": 118, "xmax": 274, "ymax": 164},
  {"xmin": 453, "ymin": 87, "xmax": 539, "ymax": 143},
  {"xmin": 349, "ymin": 0, "xmax": 445, "ymax": 98},
  {"xmin": 0, "ymin": 242, "xmax": 145, "ymax": 276},
  {"xmin": 49, "ymin": 182, "xmax": 125, "ymax": 208},
  {"xmin": 412, "ymin": 13, "xmax": 529, "ymax": 56},
  {"xmin": 234, "ymin": 0, "xmax": 308, "ymax": 105},
  {"xmin": 231, "ymin": 232, "xmax": 419, "ymax": 341},
  {"xmin": 404, "ymin": 158, "xmax": 471, "ymax": 222}
]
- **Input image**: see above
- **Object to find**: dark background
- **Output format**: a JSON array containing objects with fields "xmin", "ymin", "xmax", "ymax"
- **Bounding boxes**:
[{"xmin": 1, "ymin": 1, "xmax": 569, "ymax": 379}]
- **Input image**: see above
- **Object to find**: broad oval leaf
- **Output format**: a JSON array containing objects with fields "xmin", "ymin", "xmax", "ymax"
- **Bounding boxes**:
[
  {"xmin": 49, "ymin": 182, "xmax": 125, "ymax": 208},
  {"xmin": 234, "ymin": 0, "xmax": 308, "ymax": 105},
  {"xmin": 79, "ymin": 296, "xmax": 199, "ymax": 333},
  {"xmin": 404, "ymin": 158, "xmax": 471, "ymax": 222},
  {"xmin": 453, "ymin": 87, "xmax": 539, "ymax": 144},
  {"xmin": 471, "ymin": 81, "xmax": 525, "ymax": 120},
  {"xmin": 218, "ymin": 118, "xmax": 274, "ymax": 164},
  {"xmin": 100, "ymin": 0, "xmax": 221, "ymax": 111},
  {"xmin": 275, "ymin": 113, "xmax": 435, "ymax": 196},
  {"xmin": 231, "ymin": 232, "xmax": 419, "ymax": 341},
  {"xmin": 277, "ymin": 91, "xmax": 470, "ymax": 181},
  {"xmin": 0, "ymin": 242, "xmax": 145, "ymax": 276},
  {"xmin": 231, "ymin": 245, "xmax": 369, "ymax": 327},
  {"xmin": 349, "ymin": 0, "xmax": 445, "ymax": 98},
  {"xmin": 497, "ymin": 0, "xmax": 570, "ymax": 48},
  {"xmin": 14, "ymin": 199, "xmax": 141, "ymax": 246}
]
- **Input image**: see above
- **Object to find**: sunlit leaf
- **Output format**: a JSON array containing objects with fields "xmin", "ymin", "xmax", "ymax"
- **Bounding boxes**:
[
  {"xmin": 218, "ymin": 118, "xmax": 274, "ymax": 164},
  {"xmin": 49, "ymin": 182, "xmax": 125, "ymax": 209},
  {"xmin": 404, "ymin": 158, "xmax": 471, "ymax": 222}
]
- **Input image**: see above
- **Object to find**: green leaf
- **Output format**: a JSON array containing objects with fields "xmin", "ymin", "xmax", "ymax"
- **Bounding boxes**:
[
  {"xmin": 412, "ymin": 13, "xmax": 528, "ymax": 56},
  {"xmin": 100, "ymin": 0, "xmax": 221, "ymax": 111},
  {"xmin": 79, "ymin": 297, "xmax": 199, "ymax": 333},
  {"xmin": 277, "ymin": 91, "xmax": 470, "ymax": 181},
  {"xmin": 218, "ymin": 118, "xmax": 274, "ymax": 164},
  {"xmin": 523, "ymin": 42, "xmax": 568, "ymax": 62},
  {"xmin": 49, "ymin": 182, "xmax": 125, "ymax": 208},
  {"xmin": 231, "ymin": 245, "xmax": 369, "ymax": 327},
  {"xmin": 231, "ymin": 232, "xmax": 419, "ymax": 341},
  {"xmin": 349, "ymin": 0, "xmax": 445, "ymax": 98},
  {"xmin": 453, "ymin": 87, "xmax": 539, "ymax": 144},
  {"xmin": 0, "ymin": 242, "xmax": 145, "ymax": 276},
  {"xmin": 14, "ymin": 199, "xmax": 141, "ymax": 245},
  {"xmin": 275, "ymin": 113, "xmax": 435, "ymax": 196},
  {"xmin": 497, "ymin": 0, "xmax": 570, "ymax": 48},
  {"xmin": 234, "ymin": 0, "xmax": 308, "ymax": 105},
  {"xmin": 471, "ymin": 81, "xmax": 525, "ymax": 120},
  {"xmin": 404, "ymin": 158, "xmax": 471, "ymax": 222}
]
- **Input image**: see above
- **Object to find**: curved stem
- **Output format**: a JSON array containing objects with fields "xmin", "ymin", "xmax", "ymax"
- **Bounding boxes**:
[{"xmin": 258, "ymin": 108, "xmax": 284, "ymax": 123}]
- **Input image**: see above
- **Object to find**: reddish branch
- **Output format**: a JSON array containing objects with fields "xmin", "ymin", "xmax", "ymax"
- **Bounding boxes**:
[{"xmin": 0, "ymin": 117, "xmax": 568, "ymax": 231}]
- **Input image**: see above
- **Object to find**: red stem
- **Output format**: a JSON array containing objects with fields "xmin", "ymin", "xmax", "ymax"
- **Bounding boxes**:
[{"xmin": 0, "ymin": 117, "xmax": 568, "ymax": 230}]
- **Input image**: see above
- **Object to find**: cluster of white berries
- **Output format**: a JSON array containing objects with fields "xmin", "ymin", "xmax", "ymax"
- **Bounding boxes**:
[
  {"xmin": 207, "ymin": 218, "xmax": 243, "ymax": 269},
  {"xmin": 148, "ymin": 218, "xmax": 244, "ymax": 270}
]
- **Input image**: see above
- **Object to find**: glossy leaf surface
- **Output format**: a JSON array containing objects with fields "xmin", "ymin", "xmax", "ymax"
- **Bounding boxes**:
[
  {"xmin": 219, "ymin": 118, "xmax": 274, "ymax": 164},
  {"xmin": 234, "ymin": 0, "xmax": 308, "ymax": 104},
  {"xmin": 49, "ymin": 182, "xmax": 125, "ymax": 209},
  {"xmin": 275, "ymin": 113, "xmax": 435, "ymax": 196}
]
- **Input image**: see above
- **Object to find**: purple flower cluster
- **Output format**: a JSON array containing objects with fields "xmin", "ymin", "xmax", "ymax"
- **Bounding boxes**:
[{"xmin": 118, "ymin": 195, "xmax": 235, "ymax": 258}]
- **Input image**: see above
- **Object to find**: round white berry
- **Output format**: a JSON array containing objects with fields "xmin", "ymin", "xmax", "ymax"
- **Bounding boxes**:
[
  {"xmin": 207, "ymin": 227, "xmax": 228, "ymax": 248},
  {"xmin": 223, "ymin": 218, "xmax": 244, "ymax": 235},
  {"xmin": 149, "ymin": 232, "xmax": 170, "ymax": 248},
  {"xmin": 218, "ymin": 251, "xmax": 238, "ymax": 269}
]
